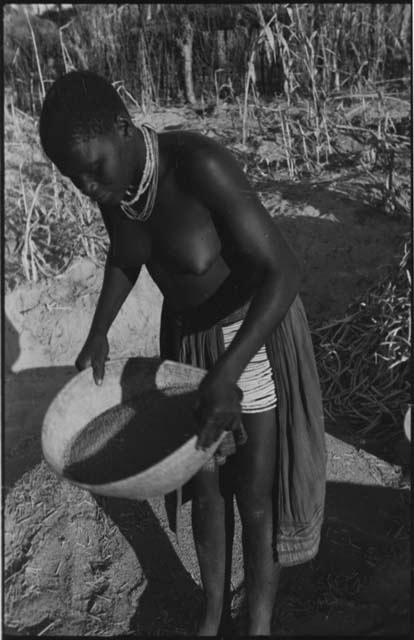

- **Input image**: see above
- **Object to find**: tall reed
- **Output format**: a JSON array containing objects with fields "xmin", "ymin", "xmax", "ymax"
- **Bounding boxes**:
[{"xmin": 6, "ymin": 4, "xmax": 410, "ymax": 115}]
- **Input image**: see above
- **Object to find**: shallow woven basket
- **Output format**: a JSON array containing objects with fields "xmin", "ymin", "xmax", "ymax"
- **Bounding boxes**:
[{"xmin": 42, "ymin": 357, "xmax": 225, "ymax": 499}]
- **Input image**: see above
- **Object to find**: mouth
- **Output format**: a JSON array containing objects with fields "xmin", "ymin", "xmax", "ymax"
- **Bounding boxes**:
[
  {"xmin": 83, "ymin": 188, "xmax": 123, "ymax": 207},
  {"xmin": 91, "ymin": 192, "xmax": 115, "ymax": 206},
  {"xmin": 94, "ymin": 193, "xmax": 109, "ymax": 204}
]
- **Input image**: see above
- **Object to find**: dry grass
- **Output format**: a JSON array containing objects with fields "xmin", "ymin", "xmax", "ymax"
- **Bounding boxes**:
[
  {"xmin": 4, "ymin": 105, "xmax": 108, "ymax": 289},
  {"xmin": 312, "ymin": 239, "xmax": 411, "ymax": 436},
  {"xmin": 241, "ymin": 6, "xmax": 411, "ymax": 212}
]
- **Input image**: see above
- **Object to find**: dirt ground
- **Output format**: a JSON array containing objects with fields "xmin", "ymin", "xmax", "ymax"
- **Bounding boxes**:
[{"xmin": 4, "ymin": 106, "xmax": 411, "ymax": 636}]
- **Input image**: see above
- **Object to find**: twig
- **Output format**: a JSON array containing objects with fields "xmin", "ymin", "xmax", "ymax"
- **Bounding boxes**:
[{"xmin": 24, "ymin": 9, "xmax": 45, "ymax": 100}]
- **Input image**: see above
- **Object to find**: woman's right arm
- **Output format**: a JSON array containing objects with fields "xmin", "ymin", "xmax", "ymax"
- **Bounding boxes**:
[
  {"xmin": 75, "ymin": 206, "xmax": 146, "ymax": 383},
  {"xmin": 75, "ymin": 257, "xmax": 141, "ymax": 383}
]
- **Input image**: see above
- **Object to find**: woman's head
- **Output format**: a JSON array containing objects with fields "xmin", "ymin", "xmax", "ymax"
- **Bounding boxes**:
[
  {"xmin": 40, "ymin": 70, "xmax": 129, "ymax": 159},
  {"xmin": 39, "ymin": 70, "xmax": 139, "ymax": 206}
]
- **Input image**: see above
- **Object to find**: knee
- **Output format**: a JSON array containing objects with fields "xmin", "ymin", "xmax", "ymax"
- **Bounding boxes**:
[
  {"xmin": 236, "ymin": 487, "xmax": 272, "ymax": 524},
  {"xmin": 241, "ymin": 505, "xmax": 268, "ymax": 526}
]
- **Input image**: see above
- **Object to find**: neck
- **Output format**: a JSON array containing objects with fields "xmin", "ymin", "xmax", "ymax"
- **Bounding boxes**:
[
  {"xmin": 120, "ymin": 124, "xmax": 160, "ymax": 221},
  {"xmin": 129, "ymin": 125, "xmax": 147, "ymax": 191},
  {"xmin": 130, "ymin": 125, "xmax": 167, "ymax": 192}
]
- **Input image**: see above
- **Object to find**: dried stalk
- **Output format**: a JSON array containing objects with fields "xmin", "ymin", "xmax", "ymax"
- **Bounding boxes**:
[
  {"xmin": 24, "ymin": 8, "xmax": 45, "ymax": 100},
  {"xmin": 20, "ymin": 167, "xmax": 45, "ymax": 282},
  {"xmin": 313, "ymin": 242, "xmax": 411, "ymax": 436},
  {"xmin": 59, "ymin": 20, "xmax": 76, "ymax": 73}
]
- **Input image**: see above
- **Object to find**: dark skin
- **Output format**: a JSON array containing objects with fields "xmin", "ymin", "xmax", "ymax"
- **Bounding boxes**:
[{"xmin": 51, "ymin": 113, "xmax": 301, "ymax": 635}]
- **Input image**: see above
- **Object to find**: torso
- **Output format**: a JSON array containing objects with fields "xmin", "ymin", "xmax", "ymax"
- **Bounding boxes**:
[{"xmin": 104, "ymin": 131, "xmax": 258, "ymax": 314}]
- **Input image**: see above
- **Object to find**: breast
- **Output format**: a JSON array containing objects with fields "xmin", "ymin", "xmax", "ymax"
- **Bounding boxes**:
[{"xmin": 150, "ymin": 199, "xmax": 222, "ymax": 276}]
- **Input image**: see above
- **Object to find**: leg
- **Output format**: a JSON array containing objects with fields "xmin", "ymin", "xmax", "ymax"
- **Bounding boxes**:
[
  {"xmin": 231, "ymin": 409, "xmax": 281, "ymax": 635},
  {"xmin": 218, "ymin": 492, "xmax": 235, "ymax": 635},
  {"xmin": 191, "ymin": 463, "xmax": 234, "ymax": 636}
]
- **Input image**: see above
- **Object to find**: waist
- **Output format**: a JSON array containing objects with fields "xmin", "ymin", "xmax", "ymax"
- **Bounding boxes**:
[{"xmin": 163, "ymin": 297, "xmax": 251, "ymax": 333}]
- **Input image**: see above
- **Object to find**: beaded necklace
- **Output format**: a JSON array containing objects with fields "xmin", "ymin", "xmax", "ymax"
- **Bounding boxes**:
[{"xmin": 120, "ymin": 123, "xmax": 159, "ymax": 222}]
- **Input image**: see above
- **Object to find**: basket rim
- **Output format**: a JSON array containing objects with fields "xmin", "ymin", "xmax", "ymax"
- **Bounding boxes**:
[{"xmin": 60, "ymin": 356, "xmax": 207, "ymax": 397}]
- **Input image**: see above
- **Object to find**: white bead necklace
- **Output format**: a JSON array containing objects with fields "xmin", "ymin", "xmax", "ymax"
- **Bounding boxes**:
[{"xmin": 120, "ymin": 123, "xmax": 159, "ymax": 222}]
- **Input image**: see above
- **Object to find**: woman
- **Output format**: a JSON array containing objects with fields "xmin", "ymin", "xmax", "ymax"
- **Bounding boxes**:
[{"xmin": 39, "ymin": 70, "xmax": 326, "ymax": 636}]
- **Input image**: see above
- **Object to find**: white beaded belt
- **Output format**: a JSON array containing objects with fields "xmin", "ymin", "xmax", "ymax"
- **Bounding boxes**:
[{"xmin": 222, "ymin": 320, "xmax": 277, "ymax": 414}]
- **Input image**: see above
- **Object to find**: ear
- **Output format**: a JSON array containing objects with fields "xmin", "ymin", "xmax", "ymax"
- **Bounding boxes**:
[{"xmin": 115, "ymin": 114, "xmax": 133, "ymax": 139}]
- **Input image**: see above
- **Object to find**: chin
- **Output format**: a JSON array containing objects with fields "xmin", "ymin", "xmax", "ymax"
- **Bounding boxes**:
[{"xmin": 99, "ymin": 193, "xmax": 120, "ymax": 206}]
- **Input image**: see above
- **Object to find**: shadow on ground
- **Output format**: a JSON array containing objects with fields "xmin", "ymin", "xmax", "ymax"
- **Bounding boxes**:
[
  {"xmin": 234, "ymin": 481, "xmax": 410, "ymax": 637},
  {"xmin": 98, "ymin": 495, "xmax": 203, "ymax": 636},
  {"xmin": 81, "ymin": 477, "xmax": 410, "ymax": 636},
  {"xmin": 263, "ymin": 179, "xmax": 408, "ymax": 323},
  {"xmin": 4, "ymin": 315, "xmax": 79, "ymax": 494}
]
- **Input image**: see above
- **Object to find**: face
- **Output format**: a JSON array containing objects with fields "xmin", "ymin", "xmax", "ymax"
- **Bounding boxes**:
[{"xmin": 53, "ymin": 119, "xmax": 137, "ymax": 207}]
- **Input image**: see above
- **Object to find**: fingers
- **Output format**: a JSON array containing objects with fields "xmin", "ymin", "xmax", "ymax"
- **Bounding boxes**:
[
  {"xmin": 215, "ymin": 452, "xmax": 227, "ymax": 466},
  {"xmin": 194, "ymin": 408, "xmax": 241, "ymax": 451},
  {"xmin": 194, "ymin": 380, "xmax": 243, "ymax": 451},
  {"xmin": 92, "ymin": 357, "xmax": 105, "ymax": 386},
  {"xmin": 75, "ymin": 336, "xmax": 109, "ymax": 385},
  {"xmin": 75, "ymin": 352, "xmax": 106, "ymax": 385},
  {"xmin": 195, "ymin": 418, "xmax": 224, "ymax": 451},
  {"xmin": 193, "ymin": 403, "xmax": 222, "ymax": 450},
  {"xmin": 92, "ymin": 341, "xmax": 109, "ymax": 385}
]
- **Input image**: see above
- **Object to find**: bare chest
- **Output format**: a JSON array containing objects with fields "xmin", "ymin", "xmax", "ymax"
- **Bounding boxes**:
[{"xmin": 148, "ymin": 172, "xmax": 222, "ymax": 275}]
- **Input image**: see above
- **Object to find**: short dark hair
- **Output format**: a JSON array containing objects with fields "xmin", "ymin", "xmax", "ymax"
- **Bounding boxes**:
[{"xmin": 39, "ymin": 70, "xmax": 130, "ymax": 160}]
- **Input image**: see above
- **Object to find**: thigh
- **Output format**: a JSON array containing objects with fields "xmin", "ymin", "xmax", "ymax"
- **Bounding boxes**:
[{"xmin": 230, "ymin": 409, "xmax": 277, "ymax": 501}]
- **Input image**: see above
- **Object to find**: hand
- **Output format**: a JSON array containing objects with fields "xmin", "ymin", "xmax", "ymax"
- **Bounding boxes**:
[
  {"xmin": 75, "ymin": 333, "xmax": 109, "ymax": 385},
  {"xmin": 194, "ymin": 371, "xmax": 243, "ymax": 451}
]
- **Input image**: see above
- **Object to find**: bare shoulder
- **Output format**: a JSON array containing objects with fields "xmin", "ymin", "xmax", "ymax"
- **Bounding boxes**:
[{"xmin": 159, "ymin": 129, "xmax": 238, "ymax": 177}]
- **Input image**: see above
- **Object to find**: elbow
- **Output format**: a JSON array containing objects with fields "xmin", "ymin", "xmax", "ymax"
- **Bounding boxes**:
[{"xmin": 265, "ymin": 252, "xmax": 302, "ymax": 299}]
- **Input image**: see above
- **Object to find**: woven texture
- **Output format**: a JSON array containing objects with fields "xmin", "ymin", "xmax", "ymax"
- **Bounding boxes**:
[
  {"xmin": 64, "ymin": 388, "xmax": 199, "ymax": 485},
  {"xmin": 42, "ymin": 357, "xmax": 227, "ymax": 499}
]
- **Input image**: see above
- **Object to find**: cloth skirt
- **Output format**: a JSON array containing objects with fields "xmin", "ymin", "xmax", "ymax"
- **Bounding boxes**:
[{"xmin": 160, "ymin": 294, "xmax": 327, "ymax": 567}]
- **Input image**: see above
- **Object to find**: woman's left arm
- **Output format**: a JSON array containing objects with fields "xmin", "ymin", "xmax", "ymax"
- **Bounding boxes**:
[
  {"xmin": 187, "ymin": 141, "xmax": 302, "ymax": 383},
  {"xmin": 185, "ymin": 141, "xmax": 302, "ymax": 447}
]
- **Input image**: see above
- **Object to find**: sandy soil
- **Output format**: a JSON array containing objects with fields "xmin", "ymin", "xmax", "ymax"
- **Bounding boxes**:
[{"xmin": 4, "ymin": 106, "xmax": 411, "ymax": 636}]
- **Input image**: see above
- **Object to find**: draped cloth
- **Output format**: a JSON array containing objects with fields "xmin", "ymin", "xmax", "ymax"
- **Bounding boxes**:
[{"xmin": 160, "ymin": 294, "xmax": 327, "ymax": 566}]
